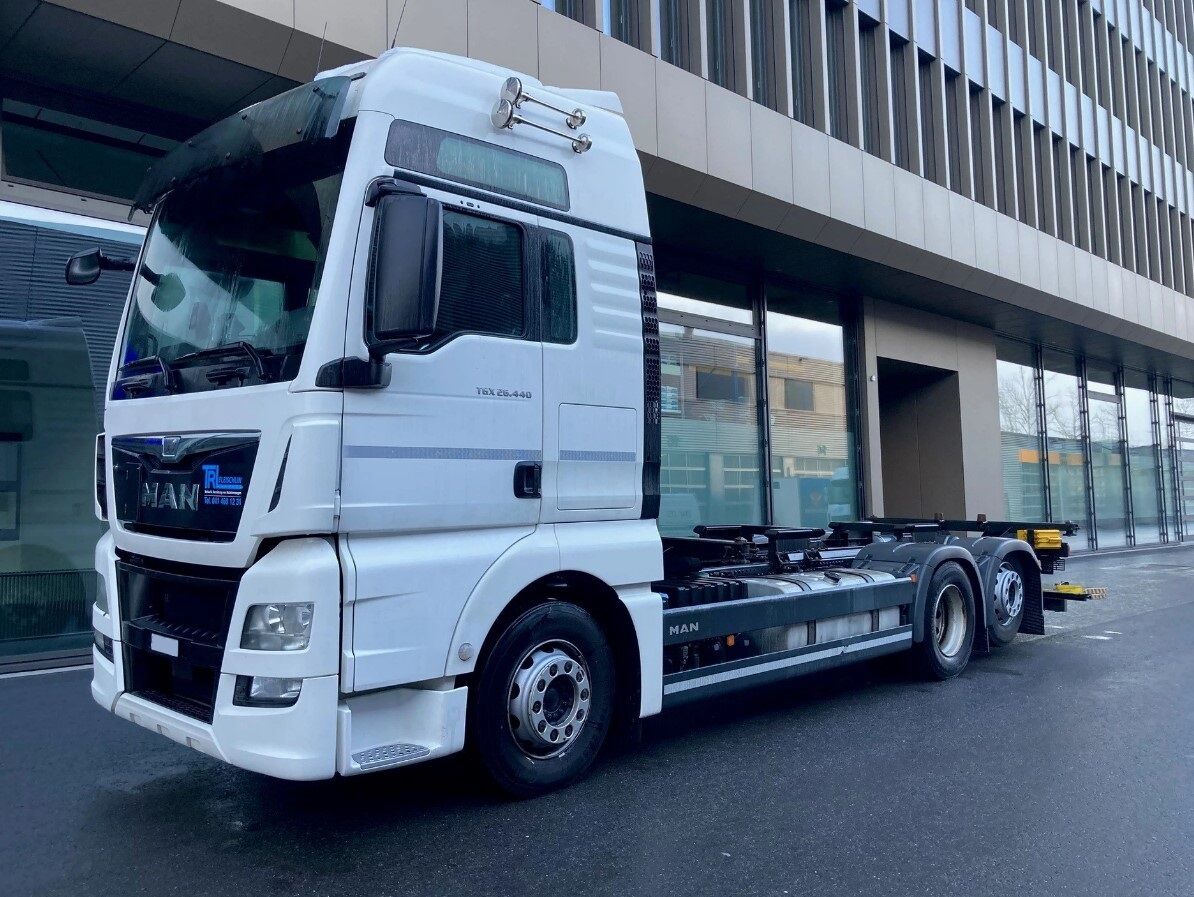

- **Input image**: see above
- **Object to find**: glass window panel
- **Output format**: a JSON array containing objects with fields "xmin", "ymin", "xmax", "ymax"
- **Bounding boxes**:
[
  {"xmin": 608, "ymin": 0, "xmax": 643, "ymax": 46},
  {"xmin": 657, "ymin": 268, "xmax": 753, "ymax": 322},
  {"xmin": 0, "ymin": 321, "xmax": 101, "ymax": 659},
  {"xmin": 436, "ymin": 212, "xmax": 525, "ymax": 338},
  {"xmin": 1041, "ymin": 352, "xmax": 1089, "ymax": 531},
  {"xmin": 1088, "ymin": 363, "xmax": 1127, "ymax": 547},
  {"xmin": 1174, "ymin": 380, "xmax": 1194, "ymax": 538},
  {"xmin": 997, "ymin": 354, "xmax": 1046, "ymax": 520},
  {"xmin": 0, "ymin": 100, "xmax": 173, "ymax": 201},
  {"xmin": 766, "ymin": 291, "xmax": 857, "ymax": 528},
  {"xmin": 1124, "ymin": 381, "xmax": 1161, "ymax": 543},
  {"xmin": 541, "ymin": 230, "xmax": 577, "ymax": 344},
  {"xmin": 661, "ymin": 0, "xmax": 697, "ymax": 72},
  {"xmin": 658, "ymin": 321, "xmax": 762, "ymax": 535}
]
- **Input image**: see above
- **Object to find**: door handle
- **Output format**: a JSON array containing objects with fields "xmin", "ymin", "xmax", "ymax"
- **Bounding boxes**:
[{"xmin": 513, "ymin": 461, "xmax": 542, "ymax": 499}]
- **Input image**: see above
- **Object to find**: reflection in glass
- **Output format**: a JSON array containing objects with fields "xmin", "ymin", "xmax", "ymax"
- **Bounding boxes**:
[
  {"xmin": 997, "ymin": 356, "xmax": 1045, "ymax": 519},
  {"xmin": 1124, "ymin": 384, "xmax": 1160, "ymax": 544},
  {"xmin": 765, "ymin": 304, "xmax": 856, "ymax": 528},
  {"xmin": 0, "ymin": 321, "xmax": 101, "ymax": 659},
  {"xmin": 657, "ymin": 315, "xmax": 762, "ymax": 535},
  {"xmin": 1041, "ymin": 354, "xmax": 1088, "ymax": 532},
  {"xmin": 1088, "ymin": 366, "xmax": 1127, "ymax": 548}
]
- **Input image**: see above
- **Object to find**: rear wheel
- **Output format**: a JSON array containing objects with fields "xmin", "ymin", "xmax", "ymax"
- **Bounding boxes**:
[
  {"xmin": 468, "ymin": 602, "xmax": 615, "ymax": 797},
  {"xmin": 911, "ymin": 562, "xmax": 976, "ymax": 680},
  {"xmin": 986, "ymin": 558, "xmax": 1027, "ymax": 647}
]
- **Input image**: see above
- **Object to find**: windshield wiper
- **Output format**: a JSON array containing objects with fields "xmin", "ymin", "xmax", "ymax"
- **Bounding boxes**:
[
  {"xmin": 116, "ymin": 355, "xmax": 177, "ymax": 397},
  {"xmin": 173, "ymin": 341, "xmax": 274, "ymax": 383}
]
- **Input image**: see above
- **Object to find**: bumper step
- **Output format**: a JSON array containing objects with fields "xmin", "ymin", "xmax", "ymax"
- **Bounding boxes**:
[{"xmin": 352, "ymin": 743, "xmax": 432, "ymax": 771}]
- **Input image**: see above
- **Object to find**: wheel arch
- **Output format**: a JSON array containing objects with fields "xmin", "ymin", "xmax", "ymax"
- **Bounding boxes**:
[{"xmin": 464, "ymin": 571, "xmax": 643, "ymax": 739}]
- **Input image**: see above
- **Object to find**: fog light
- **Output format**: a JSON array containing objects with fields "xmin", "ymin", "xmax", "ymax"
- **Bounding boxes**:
[
  {"xmin": 93, "ymin": 630, "xmax": 113, "ymax": 662},
  {"xmin": 240, "ymin": 602, "xmax": 313, "ymax": 651},
  {"xmin": 233, "ymin": 675, "xmax": 303, "ymax": 708}
]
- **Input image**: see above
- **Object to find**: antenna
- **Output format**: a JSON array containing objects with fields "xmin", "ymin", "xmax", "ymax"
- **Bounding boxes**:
[
  {"xmin": 314, "ymin": 20, "xmax": 328, "ymax": 77},
  {"xmin": 390, "ymin": 0, "xmax": 411, "ymax": 49}
]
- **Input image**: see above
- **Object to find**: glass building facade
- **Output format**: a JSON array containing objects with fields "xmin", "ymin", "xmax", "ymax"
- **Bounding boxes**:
[
  {"xmin": 654, "ymin": 258, "xmax": 861, "ymax": 537},
  {"xmin": 0, "ymin": 203, "xmax": 141, "ymax": 667},
  {"xmin": 998, "ymin": 337, "xmax": 1194, "ymax": 550}
]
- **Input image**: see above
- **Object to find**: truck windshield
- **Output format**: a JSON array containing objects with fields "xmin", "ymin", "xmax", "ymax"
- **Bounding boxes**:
[{"xmin": 116, "ymin": 133, "xmax": 349, "ymax": 396}]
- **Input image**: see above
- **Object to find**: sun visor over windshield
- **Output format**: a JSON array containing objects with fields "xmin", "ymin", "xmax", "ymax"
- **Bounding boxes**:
[{"xmin": 130, "ymin": 76, "xmax": 353, "ymax": 216}]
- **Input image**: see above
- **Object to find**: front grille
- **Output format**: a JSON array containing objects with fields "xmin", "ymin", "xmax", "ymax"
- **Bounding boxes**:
[
  {"xmin": 117, "ymin": 553, "xmax": 242, "ymax": 724},
  {"xmin": 111, "ymin": 433, "xmax": 259, "ymax": 542}
]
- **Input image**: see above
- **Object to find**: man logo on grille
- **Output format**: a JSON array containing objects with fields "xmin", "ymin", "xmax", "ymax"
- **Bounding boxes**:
[{"xmin": 141, "ymin": 481, "xmax": 199, "ymax": 511}]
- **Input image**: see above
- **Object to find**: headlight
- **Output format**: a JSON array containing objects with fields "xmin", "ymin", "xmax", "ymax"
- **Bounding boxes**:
[
  {"xmin": 240, "ymin": 602, "xmax": 314, "ymax": 651},
  {"xmin": 234, "ymin": 675, "xmax": 303, "ymax": 707}
]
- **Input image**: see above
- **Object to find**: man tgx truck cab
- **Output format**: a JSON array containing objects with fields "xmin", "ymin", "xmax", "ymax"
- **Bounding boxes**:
[{"xmin": 82, "ymin": 48, "xmax": 1071, "ymax": 796}]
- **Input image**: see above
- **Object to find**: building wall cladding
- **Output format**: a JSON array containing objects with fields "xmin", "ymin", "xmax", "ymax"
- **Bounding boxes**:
[{"xmin": 16, "ymin": 0, "xmax": 1194, "ymax": 363}]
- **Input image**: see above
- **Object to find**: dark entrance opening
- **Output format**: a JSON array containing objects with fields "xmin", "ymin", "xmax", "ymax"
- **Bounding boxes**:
[{"xmin": 877, "ymin": 358, "xmax": 966, "ymax": 519}]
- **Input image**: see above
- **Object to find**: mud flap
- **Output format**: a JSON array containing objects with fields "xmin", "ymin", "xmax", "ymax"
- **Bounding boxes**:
[{"xmin": 1021, "ymin": 584, "xmax": 1045, "ymax": 635}]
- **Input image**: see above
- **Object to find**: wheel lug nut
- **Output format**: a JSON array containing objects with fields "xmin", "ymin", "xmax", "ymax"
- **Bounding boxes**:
[
  {"xmin": 537, "ymin": 680, "xmax": 546, "ymax": 692},
  {"xmin": 565, "ymin": 725, "xmax": 573, "ymax": 737},
  {"xmin": 538, "ymin": 720, "xmax": 546, "ymax": 733},
  {"xmin": 532, "ymin": 701, "xmax": 541, "ymax": 713},
  {"xmin": 549, "ymin": 664, "xmax": 558, "ymax": 676},
  {"xmin": 550, "ymin": 729, "xmax": 559, "ymax": 741},
  {"xmin": 580, "ymin": 689, "xmax": 589, "ymax": 700},
  {"xmin": 564, "ymin": 662, "xmax": 572, "ymax": 673}
]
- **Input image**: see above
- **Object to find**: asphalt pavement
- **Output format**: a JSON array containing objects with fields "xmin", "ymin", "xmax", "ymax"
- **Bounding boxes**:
[{"xmin": 3, "ymin": 545, "xmax": 1193, "ymax": 897}]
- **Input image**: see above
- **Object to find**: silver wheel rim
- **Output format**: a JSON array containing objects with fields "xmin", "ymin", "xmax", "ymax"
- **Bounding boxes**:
[
  {"xmin": 993, "ymin": 562, "xmax": 1025, "ymax": 626},
  {"xmin": 933, "ymin": 584, "xmax": 967, "ymax": 658},
  {"xmin": 507, "ymin": 639, "xmax": 591, "ymax": 759}
]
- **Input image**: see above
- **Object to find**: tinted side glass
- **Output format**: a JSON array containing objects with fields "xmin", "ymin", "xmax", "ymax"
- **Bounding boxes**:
[
  {"xmin": 542, "ymin": 230, "xmax": 577, "ymax": 344},
  {"xmin": 437, "ymin": 211, "xmax": 524, "ymax": 339}
]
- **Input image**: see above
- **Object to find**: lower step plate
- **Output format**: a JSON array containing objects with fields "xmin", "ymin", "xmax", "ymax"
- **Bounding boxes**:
[{"xmin": 352, "ymin": 743, "xmax": 431, "ymax": 771}]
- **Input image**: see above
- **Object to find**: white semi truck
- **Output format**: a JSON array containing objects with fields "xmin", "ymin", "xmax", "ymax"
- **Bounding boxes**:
[{"xmin": 79, "ymin": 48, "xmax": 1078, "ymax": 796}]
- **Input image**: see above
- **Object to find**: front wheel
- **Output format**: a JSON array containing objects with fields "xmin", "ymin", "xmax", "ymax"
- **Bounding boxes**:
[
  {"xmin": 911, "ymin": 562, "xmax": 976, "ymax": 680},
  {"xmin": 468, "ymin": 602, "xmax": 615, "ymax": 797}
]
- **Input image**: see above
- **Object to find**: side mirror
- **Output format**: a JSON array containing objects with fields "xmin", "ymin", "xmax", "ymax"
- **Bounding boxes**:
[
  {"xmin": 65, "ymin": 249, "xmax": 102, "ymax": 285},
  {"xmin": 365, "ymin": 193, "xmax": 442, "ymax": 353},
  {"xmin": 65, "ymin": 248, "xmax": 136, "ymax": 285}
]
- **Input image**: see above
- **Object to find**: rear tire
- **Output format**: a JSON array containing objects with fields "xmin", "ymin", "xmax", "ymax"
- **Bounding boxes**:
[
  {"xmin": 986, "ymin": 558, "xmax": 1027, "ymax": 648},
  {"xmin": 468, "ymin": 602, "xmax": 615, "ymax": 798},
  {"xmin": 911, "ymin": 562, "xmax": 975, "ymax": 680}
]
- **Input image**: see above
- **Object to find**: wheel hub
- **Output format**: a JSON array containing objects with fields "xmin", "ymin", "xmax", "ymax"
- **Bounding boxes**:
[
  {"xmin": 933, "ymin": 584, "xmax": 967, "ymax": 658},
  {"xmin": 508, "ymin": 641, "xmax": 590, "ymax": 758},
  {"xmin": 993, "ymin": 562, "xmax": 1025, "ymax": 625}
]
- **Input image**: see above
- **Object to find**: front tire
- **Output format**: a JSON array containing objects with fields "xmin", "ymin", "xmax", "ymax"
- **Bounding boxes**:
[
  {"xmin": 911, "ymin": 562, "xmax": 976, "ymax": 680},
  {"xmin": 468, "ymin": 602, "xmax": 615, "ymax": 797}
]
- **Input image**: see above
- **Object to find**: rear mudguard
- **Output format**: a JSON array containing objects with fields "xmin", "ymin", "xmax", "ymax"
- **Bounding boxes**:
[
  {"xmin": 948, "ymin": 537, "xmax": 1045, "ymax": 637},
  {"xmin": 851, "ymin": 541, "xmax": 989, "ymax": 651}
]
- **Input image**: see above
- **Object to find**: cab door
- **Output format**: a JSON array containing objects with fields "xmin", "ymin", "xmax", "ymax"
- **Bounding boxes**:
[
  {"xmin": 339, "ymin": 197, "xmax": 544, "ymax": 534},
  {"xmin": 337, "ymin": 193, "xmax": 546, "ymax": 691}
]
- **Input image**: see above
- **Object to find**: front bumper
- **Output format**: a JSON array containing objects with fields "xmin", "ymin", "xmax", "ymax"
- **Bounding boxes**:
[
  {"xmin": 93, "ymin": 646, "xmax": 339, "ymax": 779},
  {"xmin": 91, "ymin": 533, "xmax": 467, "ymax": 779}
]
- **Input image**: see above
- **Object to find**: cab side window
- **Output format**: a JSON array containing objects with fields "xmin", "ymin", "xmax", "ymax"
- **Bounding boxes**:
[
  {"xmin": 541, "ymin": 230, "xmax": 577, "ymax": 344},
  {"xmin": 436, "ymin": 210, "xmax": 524, "ymax": 339}
]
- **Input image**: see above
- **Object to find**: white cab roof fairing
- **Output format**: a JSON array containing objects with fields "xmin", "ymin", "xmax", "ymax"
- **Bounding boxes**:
[{"xmin": 349, "ymin": 48, "xmax": 650, "ymax": 240}]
